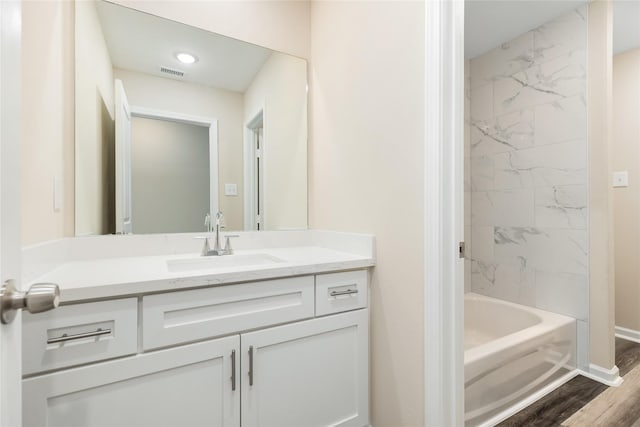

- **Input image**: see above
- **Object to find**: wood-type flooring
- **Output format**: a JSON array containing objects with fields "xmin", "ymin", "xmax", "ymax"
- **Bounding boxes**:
[{"xmin": 497, "ymin": 337, "xmax": 640, "ymax": 427}]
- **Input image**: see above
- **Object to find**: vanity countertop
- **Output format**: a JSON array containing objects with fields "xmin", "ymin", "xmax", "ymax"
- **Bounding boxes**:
[{"xmin": 28, "ymin": 246, "xmax": 374, "ymax": 303}]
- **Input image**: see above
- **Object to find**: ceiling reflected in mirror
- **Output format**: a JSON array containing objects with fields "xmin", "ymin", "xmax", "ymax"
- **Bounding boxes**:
[{"xmin": 96, "ymin": 1, "xmax": 273, "ymax": 92}]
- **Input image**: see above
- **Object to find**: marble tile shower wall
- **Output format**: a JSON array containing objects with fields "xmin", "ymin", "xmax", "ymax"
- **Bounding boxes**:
[
  {"xmin": 465, "ymin": 58, "xmax": 471, "ymax": 293},
  {"xmin": 467, "ymin": 7, "xmax": 588, "ymax": 320}
]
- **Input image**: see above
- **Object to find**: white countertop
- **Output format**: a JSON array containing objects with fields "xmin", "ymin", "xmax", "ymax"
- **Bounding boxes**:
[{"xmin": 29, "ymin": 246, "xmax": 374, "ymax": 303}]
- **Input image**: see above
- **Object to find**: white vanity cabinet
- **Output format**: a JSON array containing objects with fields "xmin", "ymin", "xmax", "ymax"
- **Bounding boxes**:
[
  {"xmin": 23, "ymin": 336, "xmax": 240, "ymax": 427},
  {"xmin": 241, "ymin": 309, "xmax": 369, "ymax": 427},
  {"xmin": 22, "ymin": 270, "xmax": 370, "ymax": 427}
]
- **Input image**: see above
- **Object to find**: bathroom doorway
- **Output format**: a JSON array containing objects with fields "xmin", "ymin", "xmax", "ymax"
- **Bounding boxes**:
[
  {"xmin": 130, "ymin": 116, "xmax": 211, "ymax": 233},
  {"xmin": 113, "ymin": 80, "xmax": 219, "ymax": 234},
  {"xmin": 245, "ymin": 111, "xmax": 265, "ymax": 230},
  {"xmin": 463, "ymin": 2, "xmax": 591, "ymax": 424}
]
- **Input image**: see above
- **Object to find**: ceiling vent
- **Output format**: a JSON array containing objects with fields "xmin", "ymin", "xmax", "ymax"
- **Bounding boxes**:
[{"xmin": 159, "ymin": 66, "xmax": 185, "ymax": 78}]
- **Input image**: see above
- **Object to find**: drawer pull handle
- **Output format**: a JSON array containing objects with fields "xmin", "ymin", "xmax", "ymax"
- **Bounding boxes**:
[
  {"xmin": 47, "ymin": 328, "xmax": 112, "ymax": 344},
  {"xmin": 249, "ymin": 345, "xmax": 254, "ymax": 386},
  {"xmin": 330, "ymin": 289, "xmax": 358, "ymax": 297},
  {"xmin": 231, "ymin": 350, "xmax": 236, "ymax": 391}
]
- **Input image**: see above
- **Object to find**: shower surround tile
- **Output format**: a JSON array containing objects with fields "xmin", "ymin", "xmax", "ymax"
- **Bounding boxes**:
[
  {"xmin": 470, "ymin": 83, "xmax": 493, "ymax": 121},
  {"xmin": 470, "ymin": 32, "xmax": 534, "ymax": 89},
  {"xmin": 471, "ymin": 190, "xmax": 535, "ymax": 227},
  {"xmin": 470, "ymin": 260, "xmax": 536, "ymax": 305},
  {"xmin": 492, "ymin": 72, "xmax": 537, "ymax": 116},
  {"xmin": 470, "ymin": 225, "xmax": 494, "ymax": 263},
  {"xmin": 470, "ymin": 156, "xmax": 493, "ymax": 191},
  {"xmin": 535, "ymin": 185, "xmax": 587, "ymax": 229},
  {"xmin": 491, "ymin": 56, "xmax": 586, "ymax": 117},
  {"xmin": 533, "ymin": 7, "xmax": 587, "ymax": 62},
  {"xmin": 493, "ymin": 227, "xmax": 588, "ymax": 276},
  {"xmin": 535, "ymin": 271, "xmax": 588, "ymax": 320},
  {"xmin": 534, "ymin": 96, "xmax": 587, "ymax": 146},
  {"xmin": 528, "ymin": 50, "xmax": 586, "ymax": 102},
  {"xmin": 467, "ymin": 6, "xmax": 588, "ymax": 321},
  {"xmin": 465, "ymin": 58, "xmax": 471, "ymax": 293},
  {"xmin": 493, "ymin": 139, "xmax": 587, "ymax": 189},
  {"xmin": 470, "ymin": 109, "xmax": 534, "ymax": 157}
]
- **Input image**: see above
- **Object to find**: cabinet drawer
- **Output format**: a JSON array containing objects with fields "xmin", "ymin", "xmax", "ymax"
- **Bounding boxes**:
[
  {"xmin": 316, "ymin": 270, "xmax": 368, "ymax": 316},
  {"xmin": 143, "ymin": 276, "xmax": 314, "ymax": 350},
  {"xmin": 23, "ymin": 298, "xmax": 138, "ymax": 375}
]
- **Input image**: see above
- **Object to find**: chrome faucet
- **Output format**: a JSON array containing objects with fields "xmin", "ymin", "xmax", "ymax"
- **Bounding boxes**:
[
  {"xmin": 211, "ymin": 211, "xmax": 225, "ymax": 255},
  {"xmin": 204, "ymin": 213, "xmax": 212, "ymax": 232},
  {"xmin": 199, "ymin": 211, "xmax": 239, "ymax": 256}
]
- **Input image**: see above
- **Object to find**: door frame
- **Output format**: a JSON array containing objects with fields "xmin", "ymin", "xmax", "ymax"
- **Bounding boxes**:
[
  {"xmin": 114, "ymin": 79, "xmax": 132, "ymax": 234},
  {"xmin": 128, "ymin": 106, "xmax": 219, "ymax": 222},
  {"xmin": 244, "ymin": 107, "xmax": 265, "ymax": 231},
  {"xmin": 0, "ymin": 0, "xmax": 23, "ymax": 425},
  {"xmin": 424, "ymin": 1, "xmax": 465, "ymax": 426}
]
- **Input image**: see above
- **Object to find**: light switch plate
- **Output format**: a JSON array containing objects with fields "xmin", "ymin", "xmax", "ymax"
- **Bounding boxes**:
[
  {"xmin": 224, "ymin": 183, "xmax": 238, "ymax": 196},
  {"xmin": 613, "ymin": 171, "xmax": 629, "ymax": 188}
]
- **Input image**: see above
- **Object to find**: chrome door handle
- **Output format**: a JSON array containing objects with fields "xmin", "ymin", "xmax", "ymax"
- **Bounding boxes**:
[
  {"xmin": 1, "ymin": 279, "xmax": 60, "ymax": 324},
  {"xmin": 47, "ymin": 328, "xmax": 111, "ymax": 344}
]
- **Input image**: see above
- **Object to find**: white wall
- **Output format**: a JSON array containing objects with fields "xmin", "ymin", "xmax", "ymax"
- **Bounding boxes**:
[
  {"xmin": 244, "ymin": 52, "xmax": 308, "ymax": 230},
  {"xmin": 587, "ymin": 0, "xmax": 615, "ymax": 372},
  {"xmin": 131, "ymin": 117, "xmax": 210, "ymax": 233},
  {"xmin": 22, "ymin": 0, "xmax": 74, "ymax": 245},
  {"xmin": 613, "ymin": 48, "xmax": 640, "ymax": 333},
  {"xmin": 309, "ymin": 2, "xmax": 425, "ymax": 425},
  {"xmin": 75, "ymin": 0, "xmax": 116, "ymax": 236}
]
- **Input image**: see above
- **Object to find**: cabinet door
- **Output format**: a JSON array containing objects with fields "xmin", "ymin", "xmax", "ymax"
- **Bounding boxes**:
[
  {"xmin": 241, "ymin": 309, "xmax": 369, "ymax": 427},
  {"xmin": 23, "ymin": 336, "xmax": 240, "ymax": 427}
]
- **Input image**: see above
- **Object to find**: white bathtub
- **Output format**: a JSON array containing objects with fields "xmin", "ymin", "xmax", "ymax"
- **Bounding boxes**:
[{"xmin": 464, "ymin": 293, "xmax": 576, "ymax": 426}]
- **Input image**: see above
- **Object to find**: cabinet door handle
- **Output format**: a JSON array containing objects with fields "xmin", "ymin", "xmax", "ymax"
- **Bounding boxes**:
[
  {"xmin": 47, "ymin": 328, "xmax": 112, "ymax": 344},
  {"xmin": 231, "ymin": 350, "xmax": 236, "ymax": 391},
  {"xmin": 249, "ymin": 345, "xmax": 254, "ymax": 386},
  {"xmin": 330, "ymin": 289, "xmax": 358, "ymax": 297}
]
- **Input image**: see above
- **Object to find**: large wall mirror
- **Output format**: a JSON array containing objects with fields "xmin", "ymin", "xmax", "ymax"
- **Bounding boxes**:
[{"xmin": 75, "ymin": 0, "xmax": 308, "ymax": 235}]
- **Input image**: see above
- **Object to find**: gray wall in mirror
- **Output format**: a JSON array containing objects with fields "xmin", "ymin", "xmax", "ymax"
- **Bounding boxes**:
[
  {"xmin": 131, "ymin": 117, "xmax": 210, "ymax": 234},
  {"xmin": 74, "ymin": 0, "xmax": 308, "ymax": 236}
]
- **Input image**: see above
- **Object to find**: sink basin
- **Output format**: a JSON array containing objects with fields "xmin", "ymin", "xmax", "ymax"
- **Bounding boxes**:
[{"xmin": 166, "ymin": 253, "xmax": 285, "ymax": 273}]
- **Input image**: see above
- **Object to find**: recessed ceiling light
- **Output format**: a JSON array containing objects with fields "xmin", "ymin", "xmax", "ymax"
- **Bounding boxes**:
[{"xmin": 176, "ymin": 52, "xmax": 197, "ymax": 64}]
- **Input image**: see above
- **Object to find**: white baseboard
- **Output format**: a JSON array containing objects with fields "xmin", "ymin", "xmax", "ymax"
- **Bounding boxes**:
[
  {"xmin": 615, "ymin": 325, "xmax": 640, "ymax": 344},
  {"xmin": 578, "ymin": 364, "xmax": 623, "ymax": 387},
  {"xmin": 476, "ymin": 370, "xmax": 579, "ymax": 427}
]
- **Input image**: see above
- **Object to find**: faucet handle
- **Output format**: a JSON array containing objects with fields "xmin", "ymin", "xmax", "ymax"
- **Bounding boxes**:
[
  {"xmin": 223, "ymin": 235, "xmax": 240, "ymax": 255},
  {"xmin": 194, "ymin": 236, "xmax": 211, "ymax": 256}
]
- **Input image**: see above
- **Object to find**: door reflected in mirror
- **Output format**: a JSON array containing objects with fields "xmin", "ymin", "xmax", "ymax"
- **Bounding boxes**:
[
  {"xmin": 129, "ymin": 115, "xmax": 214, "ymax": 234},
  {"xmin": 75, "ymin": 0, "xmax": 308, "ymax": 235}
]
